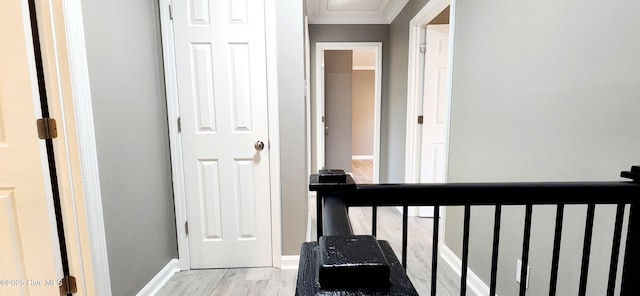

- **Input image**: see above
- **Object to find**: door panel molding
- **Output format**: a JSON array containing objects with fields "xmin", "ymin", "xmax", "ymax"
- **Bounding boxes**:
[
  {"xmin": 419, "ymin": 24, "xmax": 449, "ymax": 186},
  {"xmin": 160, "ymin": 0, "xmax": 282, "ymax": 269}
]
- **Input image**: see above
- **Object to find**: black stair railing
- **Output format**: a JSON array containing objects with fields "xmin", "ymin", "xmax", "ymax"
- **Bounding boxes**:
[{"xmin": 296, "ymin": 166, "xmax": 640, "ymax": 296}]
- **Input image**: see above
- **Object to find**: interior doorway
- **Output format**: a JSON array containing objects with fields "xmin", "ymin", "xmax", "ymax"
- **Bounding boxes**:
[
  {"xmin": 315, "ymin": 42, "xmax": 382, "ymax": 184},
  {"xmin": 351, "ymin": 49, "xmax": 377, "ymax": 184},
  {"xmin": 404, "ymin": 0, "xmax": 452, "ymax": 217}
]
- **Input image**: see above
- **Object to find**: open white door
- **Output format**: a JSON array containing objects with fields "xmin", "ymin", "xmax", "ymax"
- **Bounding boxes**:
[
  {"xmin": 173, "ymin": 0, "xmax": 272, "ymax": 268},
  {"xmin": 419, "ymin": 24, "xmax": 450, "ymax": 217},
  {"xmin": 0, "ymin": 0, "xmax": 62, "ymax": 293},
  {"xmin": 317, "ymin": 53, "xmax": 326, "ymax": 172}
]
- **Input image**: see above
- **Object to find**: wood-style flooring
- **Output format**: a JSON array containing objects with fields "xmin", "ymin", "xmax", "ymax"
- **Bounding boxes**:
[
  {"xmin": 351, "ymin": 159, "xmax": 373, "ymax": 183},
  {"xmin": 347, "ymin": 207, "xmax": 460, "ymax": 296},
  {"xmin": 157, "ymin": 168, "xmax": 462, "ymax": 295},
  {"xmin": 156, "ymin": 267, "xmax": 297, "ymax": 296}
]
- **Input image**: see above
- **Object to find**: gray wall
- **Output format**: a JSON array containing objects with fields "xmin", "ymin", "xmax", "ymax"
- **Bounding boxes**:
[
  {"xmin": 444, "ymin": 0, "xmax": 640, "ymax": 295},
  {"xmin": 309, "ymin": 25, "xmax": 390, "ymax": 177},
  {"xmin": 80, "ymin": 0, "xmax": 177, "ymax": 295},
  {"xmin": 325, "ymin": 50, "xmax": 353, "ymax": 170},
  {"xmin": 276, "ymin": 0, "xmax": 307, "ymax": 255},
  {"xmin": 352, "ymin": 70, "xmax": 375, "ymax": 156},
  {"xmin": 387, "ymin": 0, "xmax": 431, "ymax": 182}
]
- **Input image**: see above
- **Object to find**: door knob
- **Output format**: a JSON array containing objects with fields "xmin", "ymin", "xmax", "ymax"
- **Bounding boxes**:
[{"xmin": 254, "ymin": 141, "xmax": 265, "ymax": 151}]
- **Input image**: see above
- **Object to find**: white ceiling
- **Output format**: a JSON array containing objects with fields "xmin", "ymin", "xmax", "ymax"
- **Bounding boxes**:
[{"xmin": 306, "ymin": 0, "xmax": 409, "ymax": 24}]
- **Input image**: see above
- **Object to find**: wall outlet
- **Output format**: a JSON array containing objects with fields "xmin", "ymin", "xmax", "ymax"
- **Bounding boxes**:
[{"xmin": 516, "ymin": 259, "xmax": 530, "ymax": 289}]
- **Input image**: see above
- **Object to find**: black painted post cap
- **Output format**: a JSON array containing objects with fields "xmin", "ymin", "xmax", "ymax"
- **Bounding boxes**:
[
  {"xmin": 318, "ymin": 235, "xmax": 390, "ymax": 289},
  {"xmin": 621, "ymin": 165, "xmax": 640, "ymax": 184},
  {"xmin": 309, "ymin": 169, "xmax": 356, "ymax": 192},
  {"xmin": 318, "ymin": 169, "xmax": 347, "ymax": 183}
]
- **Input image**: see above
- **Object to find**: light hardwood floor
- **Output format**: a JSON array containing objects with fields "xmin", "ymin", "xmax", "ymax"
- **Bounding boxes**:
[
  {"xmin": 157, "ymin": 192, "xmax": 461, "ymax": 296},
  {"xmin": 347, "ymin": 207, "xmax": 461, "ymax": 296},
  {"xmin": 351, "ymin": 159, "xmax": 373, "ymax": 183},
  {"xmin": 156, "ymin": 267, "xmax": 297, "ymax": 296}
]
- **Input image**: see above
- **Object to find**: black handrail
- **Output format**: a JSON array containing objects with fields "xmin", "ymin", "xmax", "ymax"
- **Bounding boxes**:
[
  {"xmin": 340, "ymin": 182, "xmax": 638, "ymax": 206},
  {"xmin": 321, "ymin": 195, "xmax": 353, "ymax": 236},
  {"xmin": 303, "ymin": 165, "xmax": 640, "ymax": 296}
]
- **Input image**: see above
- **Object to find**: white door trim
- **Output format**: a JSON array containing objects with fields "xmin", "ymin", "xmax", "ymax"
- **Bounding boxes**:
[
  {"xmin": 265, "ymin": 0, "xmax": 283, "ymax": 268},
  {"xmin": 158, "ymin": 0, "xmax": 190, "ymax": 271},
  {"xmin": 404, "ymin": 0, "xmax": 452, "ymax": 184},
  {"xmin": 315, "ymin": 42, "xmax": 382, "ymax": 183},
  {"xmin": 304, "ymin": 16, "xmax": 312, "ymax": 208},
  {"xmin": 315, "ymin": 44, "xmax": 326, "ymax": 173},
  {"xmin": 158, "ymin": 0, "xmax": 282, "ymax": 269},
  {"xmin": 61, "ymin": 0, "xmax": 112, "ymax": 294},
  {"xmin": 404, "ymin": 0, "xmax": 454, "ymax": 221}
]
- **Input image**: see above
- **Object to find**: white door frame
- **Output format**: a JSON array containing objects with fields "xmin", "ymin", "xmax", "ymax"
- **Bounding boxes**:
[
  {"xmin": 157, "ymin": 0, "xmax": 189, "ymax": 270},
  {"xmin": 404, "ymin": 0, "xmax": 455, "ymax": 223},
  {"xmin": 158, "ymin": 0, "xmax": 282, "ymax": 270},
  {"xmin": 61, "ymin": 0, "xmax": 113, "ymax": 293},
  {"xmin": 304, "ymin": 16, "xmax": 313, "ymax": 243},
  {"xmin": 32, "ymin": 0, "xmax": 113, "ymax": 294},
  {"xmin": 315, "ymin": 42, "xmax": 382, "ymax": 183},
  {"xmin": 404, "ymin": 0, "xmax": 453, "ymax": 184}
]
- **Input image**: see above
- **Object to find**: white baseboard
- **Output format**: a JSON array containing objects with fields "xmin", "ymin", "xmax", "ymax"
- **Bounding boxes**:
[
  {"xmin": 352, "ymin": 155, "xmax": 373, "ymax": 160},
  {"xmin": 280, "ymin": 255, "xmax": 300, "ymax": 270},
  {"xmin": 136, "ymin": 258, "xmax": 180, "ymax": 296},
  {"xmin": 441, "ymin": 245, "xmax": 494, "ymax": 296}
]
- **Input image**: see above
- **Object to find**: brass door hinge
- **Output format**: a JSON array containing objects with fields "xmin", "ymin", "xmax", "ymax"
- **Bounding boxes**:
[
  {"xmin": 185, "ymin": 221, "xmax": 189, "ymax": 236},
  {"xmin": 417, "ymin": 115, "xmax": 424, "ymax": 125},
  {"xmin": 59, "ymin": 275, "xmax": 77, "ymax": 295},
  {"xmin": 37, "ymin": 118, "xmax": 57, "ymax": 139}
]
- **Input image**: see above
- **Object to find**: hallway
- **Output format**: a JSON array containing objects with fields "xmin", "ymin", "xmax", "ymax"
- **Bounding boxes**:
[{"xmin": 351, "ymin": 159, "xmax": 373, "ymax": 184}]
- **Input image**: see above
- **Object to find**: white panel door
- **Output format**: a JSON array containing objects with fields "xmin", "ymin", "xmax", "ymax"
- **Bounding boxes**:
[
  {"xmin": 173, "ymin": 0, "xmax": 272, "ymax": 268},
  {"xmin": 0, "ymin": 0, "xmax": 61, "ymax": 294},
  {"xmin": 419, "ymin": 24, "xmax": 449, "ymax": 217}
]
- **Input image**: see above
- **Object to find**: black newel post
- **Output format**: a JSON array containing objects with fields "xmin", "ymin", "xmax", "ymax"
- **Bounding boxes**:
[
  {"xmin": 298, "ymin": 169, "xmax": 418, "ymax": 296},
  {"xmin": 621, "ymin": 165, "xmax": 640, "ymax": 296},
  {"xmin": 309, "ymin": 169, "xmax": 356, "ymax": 239}
]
